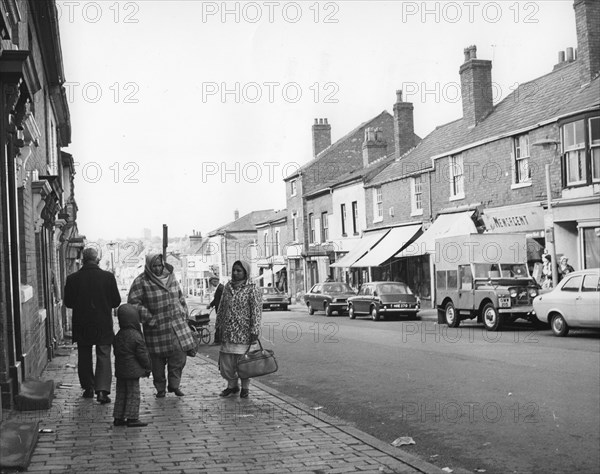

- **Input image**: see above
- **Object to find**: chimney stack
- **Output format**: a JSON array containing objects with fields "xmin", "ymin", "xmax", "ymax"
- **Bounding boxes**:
[
  {"xmin": 574, "ymin": 0, "xmax": 600, "ymax": 84},
  {"xmin": 393, "ymin": 90, "xmax": 416, "ymax": 159},
  {"xmin": 234, "ymin": 209, "xmax": 239, "ymax": 220},
  {"xmin": 459, "ymin": 45, "xmax": 493, "ymax": 127},
  {"xmin": 312, "ymin": 118, "xmax": 331, "ymax": 157},
  {"xmin": 362, "ymin": 127, "xmax": 388, "ymax": 167}
]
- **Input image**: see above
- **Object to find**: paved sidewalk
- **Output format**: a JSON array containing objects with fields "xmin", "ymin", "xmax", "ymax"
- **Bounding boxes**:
[{"xmin": 1, "ymin": 344, "xmax": 446, "ymax": 474}]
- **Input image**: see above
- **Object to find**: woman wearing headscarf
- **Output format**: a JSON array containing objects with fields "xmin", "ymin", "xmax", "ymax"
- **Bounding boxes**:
[
  {"xmin": 215, "ymin": 260, "xmax": 262, "ymax": 399},
  {"xmin": 128, "ymin": 253, "xmax": 196, "ymax": 398}
]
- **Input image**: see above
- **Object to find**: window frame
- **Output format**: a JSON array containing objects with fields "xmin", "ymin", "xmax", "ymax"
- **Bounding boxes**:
[
  {"xmin": 513, "ymin": 134, "xmax": 531, "ymax": 184},
  {"xmin": 291, "ymin": 212, "xmax": 298, "ymax": 241},
  {"xmin": 560, "ymin": 114, "xmax": 600, "ymax": 188},
  {"xmin": 411, "ymin": 175, "xmax": 424, "ymax": 216},
  {"xmin": 308, "ymin": 213, "xmax": 315, "ymax": 244},
  {"xmin": 321, "ymin": 211, "xmax": 328, "ymax": 242},
  {"xmin": 290, "ymin": 179, "xmax": 297, "ymax": 196},
  {"xmin": 340, "ymin": 203, "xmax": 347, "ymax": 236},
  {"xmin": 351, "ymin": 201, "xmax": 359, "ymax": 235},
  {"xmin": 590, "ymin": 117, "xmax": 600, "ymax": 183},
  {"xmin": 373, "ymin": 187, "xmax": 383, "ymax": 222},
  {"xmin": 449, "ymin": 154, "xmax": 465, "ymax": 200}
]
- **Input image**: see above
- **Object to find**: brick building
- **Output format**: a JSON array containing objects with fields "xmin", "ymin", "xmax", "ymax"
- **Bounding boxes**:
[
  {"xmin": 361, "ymin": 0, "xmax": 599, "ymax": 304},
  {"xmin": 255, "ymin": 209, "xmax": 288, "ymax": 291},
  {"xmin": 0, "ymin": 0, "xmax": 80, "ymax": 410}
]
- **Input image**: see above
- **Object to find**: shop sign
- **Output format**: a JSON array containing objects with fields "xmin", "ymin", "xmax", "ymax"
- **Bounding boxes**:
[{"xmin": 482, "ymin": 204, "xmax": 545, "ymax": 234}]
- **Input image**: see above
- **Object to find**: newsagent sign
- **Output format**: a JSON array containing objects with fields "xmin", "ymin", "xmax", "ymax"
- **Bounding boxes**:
[{"xmin": 482, "ymin": 204, "xmax": 545, "ymax": 236}]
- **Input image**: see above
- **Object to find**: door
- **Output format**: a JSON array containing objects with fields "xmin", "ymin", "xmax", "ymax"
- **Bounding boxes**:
[
  {"xmin": 560, "ymin": 275, "xmax": 583, "ymax": 324},
  {"xmin": 457, "ymin": 265, "xmax": 474, "ymax": 311},
  {"xmin": 577, "ymin": 273, "xmax": 600, "ymax": 328},
  {"xmin": 355, "ymin": 284, "xmax": 371, "ymax": 314}
]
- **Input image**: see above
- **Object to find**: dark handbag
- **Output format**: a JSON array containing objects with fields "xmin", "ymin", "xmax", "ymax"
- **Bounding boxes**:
[{"xmin": 237, "ymin": 339, "xmax": 278, "ymax": 378}]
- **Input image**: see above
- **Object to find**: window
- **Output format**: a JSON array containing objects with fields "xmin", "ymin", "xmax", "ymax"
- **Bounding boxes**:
[
  {"xmin": 590, "ymin": 117, "xmax": 600, "ymax": 182},
  {"xmin": 340, "ymin": 204, "xmax": 347, "ymax": 236},
  {"xmin": 513, "ymin": 134, "xmax": 531, "ymax": 183},
  {"xmin": 308, "ymin": 213, "xmax": 315, "ymax": 244},
  {"xmin": 274, "ymin": 229, "xmax": 280, "ymax": 255},
  {"xmin": 449, "ymin": 155, "xmax": 464, "ymax": 199},
  {"xmin": 411, "ymin": 175, "xmax": 423, "ymax": 214},
  {"xmin": 582, "ymin": 274, "xmax": 599, "ymax": 292},
  {"xmin": 290, "ymin": 179, "xmax": 297, "ymax": 196},
  {"xmin": 321, "ymin": 212, "xmax": 328, "ymax": 242},
  {"xmin": 291, "ymin": 212, "xmax": 298, "ymax": 241},
  {"xmin": 351, "ymin": 201, "xmax": 358, "ymax": 234},
  {"xmin": 563, "ymin": 120, "xmax": 587, "ymax": 185},
  {"xmin": 263, "ymin": 232, "xmax": 269, "ymax": 257},
  {"xmin": 583, "ymin": 227, "xmax": 600, "ymax": 269},
  {"xmin": 561, "ymin": 275, "xmax": 582, "ymax": 292},
  {"xmin": 373, "ymin": 187, "xmax": 383, "ymax": 221}
]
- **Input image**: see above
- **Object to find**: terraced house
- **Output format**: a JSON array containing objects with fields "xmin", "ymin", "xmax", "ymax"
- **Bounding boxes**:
[{"xmin": 1, "ymin": 0, "xmax": 81, "ymax": 412}]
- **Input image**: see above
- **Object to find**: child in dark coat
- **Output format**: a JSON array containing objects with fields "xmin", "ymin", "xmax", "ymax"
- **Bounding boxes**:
[{"xmin": 112, "ymin": 304, "xmax": 152, "ymax": 427}]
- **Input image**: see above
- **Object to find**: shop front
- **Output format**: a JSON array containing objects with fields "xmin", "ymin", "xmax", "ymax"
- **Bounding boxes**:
[
  {"xmin": 481, "ymin": 202, "xmax": 546, "ymax": 283},
  {"xmin": 551, "ymin": 196, "xmax": 600, "ymax": 270}
]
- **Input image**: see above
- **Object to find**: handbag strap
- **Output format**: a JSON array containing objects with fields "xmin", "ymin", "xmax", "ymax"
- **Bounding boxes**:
[{"xmin": 244, "ymin": 338, "xmax": 263, "ymax": 355}]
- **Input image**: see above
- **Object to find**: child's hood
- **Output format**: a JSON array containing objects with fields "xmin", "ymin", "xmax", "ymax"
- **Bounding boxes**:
[{"xmin": 117, "ymin": 304, "xmax": 142, "ymax": 331}]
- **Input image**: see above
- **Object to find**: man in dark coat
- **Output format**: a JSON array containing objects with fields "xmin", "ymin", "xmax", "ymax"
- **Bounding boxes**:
[
  {"xmin": 64, "ymin": 247, "xmax": 121, "ymax": 403},
  {"xmin": 207, "ymin": 276, "xmax": 224, "ymax": 344}
]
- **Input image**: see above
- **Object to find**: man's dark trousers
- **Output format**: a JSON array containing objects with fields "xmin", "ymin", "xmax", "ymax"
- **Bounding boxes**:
[{"xmin": 77, "ymin": 343, "xmax": 112, "ymax": 394}]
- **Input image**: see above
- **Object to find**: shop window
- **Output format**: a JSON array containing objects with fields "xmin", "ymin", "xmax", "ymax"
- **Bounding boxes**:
[{"xmin": 583, "ymin": 227, "xmax": 600, "ymax": 269}]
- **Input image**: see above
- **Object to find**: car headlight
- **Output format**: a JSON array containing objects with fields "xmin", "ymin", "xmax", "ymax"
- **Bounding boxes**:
[
  {"xmin": 529, "ymin": 289, "xmax": 538, "ymax": 297},
  {"xmin": 510, "ymin": 289, "xmax": 518, "ymax": 298}
]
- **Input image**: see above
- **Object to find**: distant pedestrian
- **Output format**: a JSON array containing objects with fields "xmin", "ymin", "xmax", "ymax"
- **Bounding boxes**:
[
  {"xmin": 207, "ymin": 276, "xmax": 224, "ymax": 344},
  {"xmin": 64, "ymin": 247, "xmax": 121, "ymax": 404},
  {"xmin": 112, "ymin": 304, "xmax": 152, "ymax": 427},
  {"xmin": 541, "ymin": 253, "xmax": 553, "ymax": 289},
  {"xmin": 558, "ymin": 256, "xmax": 575, "ymax": 282},
  {"xmin": 215, "ymin": 260, "xmax": 262, "ymax": 399},
  {"xmin": 128, "ymin": 253, "xmax": 197, "ymax": 398}
]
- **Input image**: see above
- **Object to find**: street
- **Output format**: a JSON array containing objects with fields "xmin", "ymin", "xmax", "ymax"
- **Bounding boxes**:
[{"xmin": 197, "ymin": 305, "xmax": 600, "ymax": 474}]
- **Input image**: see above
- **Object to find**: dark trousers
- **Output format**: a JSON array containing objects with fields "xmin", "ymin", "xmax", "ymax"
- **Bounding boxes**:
[
  {"xmin": 113, "ymin": 378, "xmax": 141, "ymax": 420},
  {"xmin": 77, "ymin": 343, "xmax": 112, "ymax": 394},
  {"xmin": 150, "ymin": 349, "xmax": 187, "ymax": 392}
]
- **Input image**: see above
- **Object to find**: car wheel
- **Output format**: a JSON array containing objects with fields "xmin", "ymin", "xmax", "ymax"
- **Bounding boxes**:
[
  {"xmin": 324, "ymin": 302, "xmax": 332, "ymax": 317},
  {"xmin": 445, "ymin": 301, "xmax": 460, "ymax": 328},
  {"xmin": 551, "ymin": 313, "xmax": 569, "ymax": 337},
  {"xmin": 307, "ymin": 303, "xmax": 315, "ymax": 315},
  {"xmin": 371, "ymin": 306, "xmax": 380, "ymax": 321},
  {"xmin": 348, "ymin": 305, "xmax": 356, "ymax": 319},
  {"xmin": 482, "ymin": 303, "xmax": 502, "ymax": 331}
]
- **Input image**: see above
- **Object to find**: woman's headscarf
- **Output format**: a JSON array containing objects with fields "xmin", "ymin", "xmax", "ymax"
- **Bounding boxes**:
[
  {"xmin": 144, "ymin": 253, "xmax": 175, "ymax": 290},
  {"xmin": 230, "ymin": 260, "xmax": 251, "ymax": 289}
]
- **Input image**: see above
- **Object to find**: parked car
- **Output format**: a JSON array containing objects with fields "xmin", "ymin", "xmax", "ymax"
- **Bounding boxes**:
[
  {"xmin": 347, "ymin": 281, "xmax": 420, "ymax": 321},
  {"xmin": 260, "ymin": 287, "xmax": 290, "ymax": 311},
  {"xmin": 304, "ymin": 282, "xmax": 356, "ymax": 316},
  {"xmin": 532, "ymin": 268, "xmax": 600, "ymax": 336}
]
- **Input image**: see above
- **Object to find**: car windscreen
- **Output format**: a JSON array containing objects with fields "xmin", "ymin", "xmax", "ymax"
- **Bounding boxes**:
[
  {"xmin": 473, "ymin": 263, "xmax": 529, "ymax": 279},
  {"xmin": 322, "ymin": 283, "xmax": 353, "ymax": 293},
  {"xmin": 377, "ymin": 283, "xmax": 411, "ymax": 294}
]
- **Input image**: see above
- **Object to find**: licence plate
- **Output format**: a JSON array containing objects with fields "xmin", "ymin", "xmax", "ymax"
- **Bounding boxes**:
[
  {"xmin": 270, "ymin": 304, "xmax": 279, "ymax": 307},
  {"xmin": 393, "ymin": 303, "xmax": 409, "ymax": 308},
  {"xmin": 499, "ymin": 297, "xmax": 511, "ymax": 308}
]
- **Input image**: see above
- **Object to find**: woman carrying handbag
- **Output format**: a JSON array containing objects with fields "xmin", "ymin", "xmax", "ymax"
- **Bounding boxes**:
[{"xmin": 215, "ymin": 260, "xmax": 262, "ymax": 399}]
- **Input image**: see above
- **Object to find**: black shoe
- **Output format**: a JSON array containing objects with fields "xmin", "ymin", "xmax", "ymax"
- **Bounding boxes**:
[
  {"xmin": 240, "ymin": 388, "xmax": 249, "ymax": 399},
  {"xmin": 82, "ymin": 388, "xmax": 94, "ymax": 398},
  {"xmin": 113, "ymin": 418, "xmax": 126, "ymax": 426},
  {"xmin": 97, "ymin": 391, "xmax": 111, "ymax": 404},
  {"xmin": 168, "ymin": 387, "xmax": 185, "ymax": 396},
  {"xmin": 156, "ymin": 391, "xmax": 166, "ymax": 398},
  {"xmin": 219, "ymin": 387, "xmax": 240, "ymax": 397},
  {"xmin": 126, "ymin": 419, "xmax": 148, "ymax": 427}
]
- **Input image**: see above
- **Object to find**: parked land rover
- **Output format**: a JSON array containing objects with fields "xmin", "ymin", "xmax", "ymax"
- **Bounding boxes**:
[{"xmin": 435, "ymin": 234, "xmax": 540, "ymax": 331}]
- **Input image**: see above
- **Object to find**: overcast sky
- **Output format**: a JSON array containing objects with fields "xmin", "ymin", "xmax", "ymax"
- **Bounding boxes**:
[{"xmin": 57, "ymin": 1, "xmax": 578, "ymax": 242}]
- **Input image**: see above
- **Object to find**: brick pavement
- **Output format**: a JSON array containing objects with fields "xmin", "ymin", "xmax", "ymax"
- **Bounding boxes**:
[{"xmin": 1, "ymin": 344, "xmax": 445, "ymax": 474}]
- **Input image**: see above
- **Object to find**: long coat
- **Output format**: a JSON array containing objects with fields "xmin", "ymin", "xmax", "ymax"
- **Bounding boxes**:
[
  {"xmin": 215, "ymin": 280, "xmax": 262, "ymax": 345},
  {"xmin": 64, "ymin": 263, "xmax": 121, "ymax": 345},
  {"xmin": 127, "ymin": 262, "xmax": 195, "ymax": 356}
]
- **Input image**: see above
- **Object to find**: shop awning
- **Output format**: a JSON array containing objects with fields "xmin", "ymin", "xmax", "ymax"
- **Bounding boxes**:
[
  {"xmin": 395, "ymin": 211, "xmax": 477, "ymax": 258},
  {"xmin": 330, "ymin": 229, "xmax": 389, "ymax": 268},
  {"xmin": 350, "ymin": 224, "xmax": 422, "ymax": 268}
]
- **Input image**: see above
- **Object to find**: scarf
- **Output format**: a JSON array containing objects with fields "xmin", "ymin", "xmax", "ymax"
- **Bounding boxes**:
[
  {"xmin": 230, "ymin": 260, "xmax": 251, "ymax": 290},
  {"xmin": 144, "ymin": 253, "xmax": 175, "ymax": 290}
]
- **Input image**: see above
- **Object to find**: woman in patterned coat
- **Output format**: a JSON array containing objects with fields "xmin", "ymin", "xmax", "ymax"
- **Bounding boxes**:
[
  {"xmin": 128, "ymin": 253, "xmax": 196, "ymax": 398},
  {"xmin": 215, "ymin": 260, "xmax": 262, "ymax": 399}
]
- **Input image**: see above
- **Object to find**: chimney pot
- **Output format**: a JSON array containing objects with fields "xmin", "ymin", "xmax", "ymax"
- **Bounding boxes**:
[
  {"xmin": 558, "ymin": 51, "xmax": 566, "ymax": 63},
  {"xmin": 396, "ymin": 90, "xmax": 403, "ymax": 102},
  {"xmin": 566, "ymin": 47, "xmax": 574, "ymax": 62},
  {"xmin": 234, "ymin": 209, "xmax": 239, "ymax": 220},
  {"xmin": 314, "ymin": 118, "xmax": 318, "ymax": 124}
]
